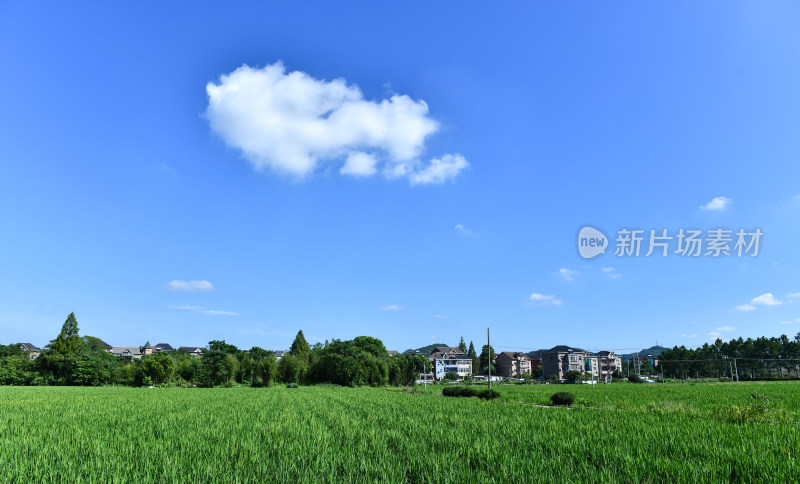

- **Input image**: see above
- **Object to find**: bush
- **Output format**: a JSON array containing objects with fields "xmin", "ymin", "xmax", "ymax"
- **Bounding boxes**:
[
  {"xmin": 476, "ymin": 389, "xmax": 500, "ymax": 400},
  {"xmin": 628, "ymin": 374, "xmax": 643, "ymax": 383},
  {"xmin": 286, "ymin": 383, "xmax": 299, "ymax": 389},
  {"xmin": 550, "ymin": 392, "xmax": 575, "ymax": 406},
  {"xmin": 444, "ymin": 371, "xmax": 460, "ymax": 381},
  {"xmin": 442, "ymin": 386, "xmax": 459, "ymax": 397},
  {"xmin": 458, "ymin": 387, "xmax": 477, "ymax": 397}
]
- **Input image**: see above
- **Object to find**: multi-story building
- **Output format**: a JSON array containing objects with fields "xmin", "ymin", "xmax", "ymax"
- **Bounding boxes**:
[
  {"xmin": 495, "ymin": 351, "xmax": 537, "ymax": 378},
  {"xmin": 593, "ymin": 350, "xmax": 622, "ymax": 382},
  {"xmin": 428, "ymin": 346, "xmax": 473, "ymax": 381},
  {"xmin": 541, "ymin": 346, "xmax": 589, "ymax": 382},
  {"xmin": 542, "ymin": 346, "xmax": 621, "ymax": 382}
]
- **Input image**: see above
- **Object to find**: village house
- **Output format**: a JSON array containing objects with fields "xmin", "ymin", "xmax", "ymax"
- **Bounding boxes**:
[
  {"xmin": 495, "ymin": 351, "xmax": 538, "ymax": 378},
  {"xmin": 18, "ymin": 343, "xmax": 41, "ymax": 360},
  {"xmin": 428, "ymin": 346, "xmax": 473, "ymax": 381}
]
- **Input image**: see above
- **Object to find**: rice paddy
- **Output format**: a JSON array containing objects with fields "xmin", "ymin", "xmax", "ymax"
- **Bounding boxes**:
[{"xmin": 0, "ymin": 382, "xmax": 798, "ymax": 482}]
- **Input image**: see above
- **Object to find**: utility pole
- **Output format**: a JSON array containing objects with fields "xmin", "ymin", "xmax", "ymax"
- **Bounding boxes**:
[
  {"xmin": 733, "ymin": 358, "xmax": 739, "ymax": 382},
  {"xmin": 487, "ymin": 327, "xmax": 491, "ymax": 390}
]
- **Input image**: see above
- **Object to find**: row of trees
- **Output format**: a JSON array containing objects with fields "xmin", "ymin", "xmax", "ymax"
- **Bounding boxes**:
[
  {"xmin": 658, "ymin": 334, "xmax": 800, "ymax": 379},
  {"xmin": 0, "ymin": 313, "xmax": 434, "ymax": 387}
]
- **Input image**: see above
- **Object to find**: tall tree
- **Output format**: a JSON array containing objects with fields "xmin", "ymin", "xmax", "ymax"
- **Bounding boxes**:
[
  {"xmin": 49, "ymin": 312, "xmax": 84, "ymax": 356},
  {"xmin": 290, "ymin": 330, "xmax": 311, "ymax": 364},
  {"xmin": 467, "ymin": 341, "xmax": 479, "ymax": 374},
  {"xmin": 458, "ymin": 337, "xmax": 467, "ymax": 353},
  {"xmin": 479, "ymin": 344, "xmax": 496, "ymax": 375}
]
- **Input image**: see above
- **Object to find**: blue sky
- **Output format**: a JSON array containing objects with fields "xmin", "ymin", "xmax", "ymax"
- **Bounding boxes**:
[{"xmin": 2, "ymin": 2, "xmax": 800, "ymax": 353}]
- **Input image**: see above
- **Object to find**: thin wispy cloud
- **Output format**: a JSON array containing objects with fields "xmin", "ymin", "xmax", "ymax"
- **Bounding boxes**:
[
  {"xmin": 380, "ymin": 305, "xmax": 404, "ymax": 311},
  {"xmin": 700, "ymin": 196, "xmax": 731, "ymax": 211},
  {"xmin": 454, "ymin": 224, "xmax": 474, "ymax": 236},
  {"xmin": 202, "ymin": 309, "xmax": 241, "ymax": 316},
  {"xmin": 166, "ymin": 280, "xmax": 214, "ymax": 292},
  {"xmin": 168, "ymin": 304, "xmax": 240, "ymax": 316},
  {"xmin": 786, "ymin": 292, "xmax": 800, "ymax": 299},
  {"xmin": 529, "ymin": 293, "xmax": 563, "ymax": 306},
  {"xmin": 681, "ymin": 334, "xmax": 700, "ymax": 338},
  {"xmin": 557, "ymin": 268, "xmax": 578, "ymax": 282},
  {"xmin": 168, "ymin": 304, "xmax": 203, "ymax": 310},
  {"xmin": 708, "ymin": 326, "xmax": 736, "ymax": 339},
  {"xmin": 205, "ymin": 62, "xmax": 467, "ymax": 184},
  {"xmin": 779, "ymin": 320, "xmax": 798, "ymax": 325},
  {"xmin": 434, "ymin": 314, "xmax": 449, "ymax": 319},
  {"xmin": 736, "ymin": 304, "xmax": 756, "ymax": 312},
  {"xmin": 601, "ymin": 267, "xmax": 621, "ymax": 280}
]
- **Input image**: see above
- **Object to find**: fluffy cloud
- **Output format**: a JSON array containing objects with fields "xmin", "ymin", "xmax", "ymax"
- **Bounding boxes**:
[
  {"xmin": 205, "ymin": 62, "xmax": 467, "ymax": 184},
  {"xmin": 735, "ymin": 293, "xmax": 782, "ymax": 311},
  {"xmin": 699, "ymin": 196, "xmax": 732, "ymax": 211},
  {"xmin": 380, "ymin": 305, "xmax": 404, "ymax": 311},
  {"xmin": 529, "ymin": 293, "xmax": 563, "ymax": 306},
  {"xmin": 750, "ymin": 293, "xmax": 782, "ymax": 306},
  {"xmin": 166, "ymin": 280, "xmax": 214, "ymax": 292},
  {"xmin": 557, "ymin": 268, "xmax": 578, "ymax": 282}
]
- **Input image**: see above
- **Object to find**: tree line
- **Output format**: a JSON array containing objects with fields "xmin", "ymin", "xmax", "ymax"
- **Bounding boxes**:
[
  {"xmin": 0, "ymin": 313, "xmax": 433, "ymax": 387},
  {"xmin": 658, "ymin": 334, "xmax": 800, "ymax": 379}
]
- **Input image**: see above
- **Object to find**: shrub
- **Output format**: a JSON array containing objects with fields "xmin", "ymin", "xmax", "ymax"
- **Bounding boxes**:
[
  {"xmin": 442, "ymin": 386, "xmax": 460, "ymax": 397},
  {"xmin": 286, "ymin": 383, "xmax": 299, "ymax": 389},
  {"xmin": 550, "ymin": 392, "xmax": 575, "ymax": 406},
  {"xmin": 628, "ymin": 375, "xmax": 643, "ymax": 383},
  {"xmin": 476, "ymin": 389, "xmax": 500, "ymax": 400},
  {"xmin": 444, "ymin": 371, "xmax": 460, "ymax": 381},
  {"xmin": 458, "ymin": 387, "xmax": 477, "ymax": 397}
]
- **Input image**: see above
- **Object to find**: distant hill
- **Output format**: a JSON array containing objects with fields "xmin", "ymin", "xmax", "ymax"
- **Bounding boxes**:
[
  {"xmin": 525, "ymin": 345, "xmax": 666, "ymax": 361},
  {"xmin": 403, "ymin": 343, "xmax": 449, "ymax": 356},
  {"xmin": 526, "ymin": 346, "xmax": 587, "ymax": 359},
  {"xmin": 619, "ymin": 345, "xmax": 669, "ymax": 361}
]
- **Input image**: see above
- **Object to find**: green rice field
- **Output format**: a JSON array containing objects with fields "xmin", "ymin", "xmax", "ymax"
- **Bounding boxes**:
[{"xmin": 1, "ymin": 382, "xmax": 798, "ymax": 482}]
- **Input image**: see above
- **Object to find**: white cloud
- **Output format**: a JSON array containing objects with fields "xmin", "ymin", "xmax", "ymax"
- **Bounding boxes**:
[
  {"xmin": 454, "ymin": 223, "xmax": 474, "ymax": 236},
  {"xmin": 166, "ymin": 280, "xmax": 214, "ymax": 292},
  {"xmin": 786, "ymin": 292, "xmax": 800, "ymax": 299},
  {"xmin": 434, "ymin": 314, "xmax": 449, "ymax": 319},
  {"xmin": 714, "ymin": 326, "xmax": 736, "ymax": 332},
  {"xmin": 529, "ymin": 293, "xmax": 563, "ymax": 306},
  {"xmin": 408, "ymin": 154, "xmax": 468, "ymax": 185},
  {"xmin": 205, "ymin": 62, "xmax": 467, "ymax": 184},
  {"xmin": 601, "ymin": 267, "xmax": 622, "ymax": 280},
  {"xmin": 557, "ymin": 268, "xmax": 578, "ymax": 282},
  {"xmin": 340, "ymin": 152, "xmax": 378, "ymax": 177},
  {"xmin": 700, "ymin": 196, "xmax": 732, "ymax": 211},
  {"xmin": 750, "ymin": 293, "xmax": 782, "ymax": 306},
  {"xmin": 168, "ymin": 304, "xmax": 203, "ymax": 310},
  {"xmin": 380, "ymin": 305, "xmax": 404, "ymax": 311},
  {"xmin": 681, "ymin": 334, "xmax": 700, "ymax": 338},
  {"xmin": 735, "ymin": 293, "xmax": 783, "ymax": 311},
  {"xmin": 708, "ymin": 331, "xmax": 722, "ymax": 338},
  {"xmin": 793, "ymin": 194, "xmax": 800, "ymax": 201},
  {"xmin": 169, "ymin": 304, "xmax": 239, "ymax": 316},
  {"xmin": 779, "ymin": 320, "xmax": 795, "ymax": 325},
  {"xmin": 202, "ymin": 309, "xmax": 241, "ymax": 316}
]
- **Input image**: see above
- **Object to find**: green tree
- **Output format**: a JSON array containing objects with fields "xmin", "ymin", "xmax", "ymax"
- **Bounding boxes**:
[
  {"xmin": 458, "ymin": 337, "xmax": 467, "ymax": 353},
  {"xmin": 566, "ymin": 370, "xmax": 582, "ymax": 383},
  {"xmin": 445, "ymin": 371, "xmax": 459, "ymax": 381},
  {"xmin": 467, "ymin": 341, "xmax": 479, "ymax": 374},
  {"xmin": 479, "ymin": 345, "xmax": 496, "ymax": 375},
  {"xmin": 278, "ymin": 353, "xmax": 302, "ymax": 384},
  {"xmin": 49, "ymin": 313, "xmax": 83, "ymax": 356},
  {"xmin": 290, "ymin": 330, "xmax": 311, "ymax": 364}
]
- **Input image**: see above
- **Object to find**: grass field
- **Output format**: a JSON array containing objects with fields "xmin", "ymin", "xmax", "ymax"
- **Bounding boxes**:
[{"xmin": 1, "ymin": 382, "xmax": 798, "ymax": 482}]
